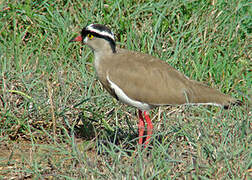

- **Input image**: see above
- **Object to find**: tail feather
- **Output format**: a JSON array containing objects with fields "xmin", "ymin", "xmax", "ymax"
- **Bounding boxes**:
[
  {"xmin": 189, "ymin": 81, "xmax": 242, "ymax": 108},
  {"xmin": 224, "ymin": 99, "xmax": 243, "ymax": 109}
]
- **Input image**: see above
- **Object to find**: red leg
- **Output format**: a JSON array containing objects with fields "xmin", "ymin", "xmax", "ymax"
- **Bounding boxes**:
[
  {"xmin": 144, "ymin": 111, "xmax": 153, "ymax": 146},
  {"xmin": 138, "ymin": 110, "xmax": 145, "ymax": 145}
]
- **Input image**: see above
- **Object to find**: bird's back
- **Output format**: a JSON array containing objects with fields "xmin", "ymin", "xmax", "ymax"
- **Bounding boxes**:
[{"xmin": 96, "ymin": 48, "xmax": 237, "ymax": 108}]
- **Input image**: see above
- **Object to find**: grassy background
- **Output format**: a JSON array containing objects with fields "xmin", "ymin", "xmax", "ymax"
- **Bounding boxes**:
[{"xmin": 0, "ymin": 0, "xmax": 251, "ymax": 179}]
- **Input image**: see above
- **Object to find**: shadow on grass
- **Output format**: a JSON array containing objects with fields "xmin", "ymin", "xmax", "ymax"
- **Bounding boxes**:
[{"xmin": 73, "ymin": 111, "xmax": 180, "ymax": 156}]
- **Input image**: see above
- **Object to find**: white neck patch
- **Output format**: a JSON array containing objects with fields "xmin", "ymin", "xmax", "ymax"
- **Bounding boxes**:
[{"xmin": 86, "ymin": 24, "xmax": 115, "ymax": 41}]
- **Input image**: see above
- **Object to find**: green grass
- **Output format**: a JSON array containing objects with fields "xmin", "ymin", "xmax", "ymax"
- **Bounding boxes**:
[{"xmin": 0, "ymin": 0, "xmax": 251, "ymax": 179}]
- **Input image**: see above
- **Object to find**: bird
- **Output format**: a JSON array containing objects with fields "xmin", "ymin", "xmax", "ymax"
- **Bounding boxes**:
[{"xmin": 70, "ymin": 24, "xmax": 242, "ymax": 147}]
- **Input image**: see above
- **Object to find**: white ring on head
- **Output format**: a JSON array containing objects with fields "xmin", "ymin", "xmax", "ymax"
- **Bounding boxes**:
[{"xmin": 86, "ymin": 24, "xmax": 115, "ymax": 41}]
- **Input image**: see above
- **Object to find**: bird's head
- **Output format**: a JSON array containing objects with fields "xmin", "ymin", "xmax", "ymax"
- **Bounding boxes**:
[{"xmin": 70, "ymin": 24, "xmax": 116, "ymax": 53}]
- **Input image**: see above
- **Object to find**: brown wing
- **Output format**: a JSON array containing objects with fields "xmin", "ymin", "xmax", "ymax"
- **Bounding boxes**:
[
  {"xmin": 101, "ymin": 50, "xmax": 193, "ymax": 105},
  {"xmin": 98, "ymin": 49, "xmax": 235, "ymax": 106}
]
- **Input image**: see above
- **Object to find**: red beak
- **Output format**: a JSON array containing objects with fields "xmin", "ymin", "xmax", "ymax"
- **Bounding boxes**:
[{"xmin": 69, "ymin": 35, "xmax": 82, "ymax": 42}]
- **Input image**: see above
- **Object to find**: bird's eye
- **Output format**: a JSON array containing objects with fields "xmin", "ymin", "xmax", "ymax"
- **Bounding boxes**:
[{"xmin": 88, "ymin": 34, "xmax": 94, "ymax": 39}]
